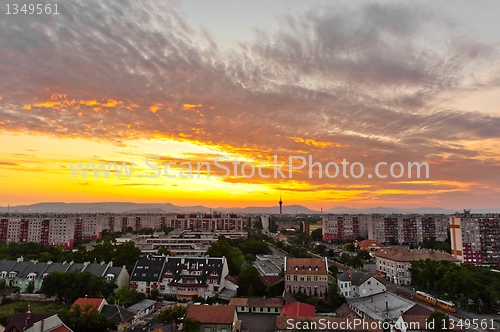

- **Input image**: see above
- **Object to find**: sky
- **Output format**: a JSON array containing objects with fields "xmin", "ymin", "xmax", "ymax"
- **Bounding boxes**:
[{"xmin": 1, "ymin": 0, "xmax": 500, "ymax": 210}]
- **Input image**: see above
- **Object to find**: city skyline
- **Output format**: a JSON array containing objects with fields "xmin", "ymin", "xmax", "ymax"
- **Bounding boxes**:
[{"xmin": 1, "ymin": 1, "xmax": 500, "ymax": 209}]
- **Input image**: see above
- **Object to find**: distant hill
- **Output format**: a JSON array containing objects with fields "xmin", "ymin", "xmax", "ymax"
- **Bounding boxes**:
[{"xmin": 1, "ymin": 202, "xmax": 498, "ymax": 215}]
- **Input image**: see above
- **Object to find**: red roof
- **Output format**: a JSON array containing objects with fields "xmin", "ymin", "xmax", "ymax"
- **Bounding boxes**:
[
  {"xmin": 356, "ymin": 239, "xmax": 386, "ymax": 249},
  {"xmin": 280, "ymin": 302, "xmax": 315, "ymax": 317},
  {"xmin": 72, "ymin": 298, "xmax": 106, "ymax": 312}
]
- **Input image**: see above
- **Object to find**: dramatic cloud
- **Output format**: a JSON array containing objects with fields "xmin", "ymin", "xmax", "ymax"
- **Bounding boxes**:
[{"xmin": 1, "ymin": 0, "xmax": 500, "ymax": 208}]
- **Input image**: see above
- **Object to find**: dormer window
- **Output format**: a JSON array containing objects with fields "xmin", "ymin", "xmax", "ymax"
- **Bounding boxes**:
[
  {"xmin": 294, "ymin": 266, "xmax": 298, "ymax": 271},
  {"xmin": 28, "ymin": 273, "xmax": 37, "ymax": 281},
  {"xmin": 9, "ymin": 271, "xmax": 16, "ymax": 278},
  {"xmin": 1, "ymin": 271, "xmax": 6, "ymax": 278},
  {"xmin": 106, "ymin": 274, "xmax": 115, "ymax": 281},
  {"xmin": 308, "ymin": 266, "xmax": 312, "ymax": 271},
  {"xmin": 315, "ymin": 266, "xmax": 319, "ymax": 271},
  {"xmin": 301, "ymin": 266, "xmax": 305, "ymax": 271}
]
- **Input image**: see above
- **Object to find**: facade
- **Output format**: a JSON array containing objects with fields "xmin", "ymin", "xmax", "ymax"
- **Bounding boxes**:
[
  {"xmin": 229, "ymin": 298, "xmax": 284, "ymax": 314},
  {"xmin": 284, "ymin": 257, "xmax": 329, "ymax": 297},
  {"xmin": 337, "ymin": 269, "xmax": 386, "ymax": 298},
  {"xmin": 116, "ymin": 230, "xmax": 247, "ymax": 256},
  {"xmin": 375, "ymin": 248, "xmax": 459, "ymax": 285},
  {"xmin": 0, "ymin": 258, "xmax": 129, "ymax": 292},
  {"xmin": 184, "ymin": 304, "xmax": 240, "ymax": 332},
  {"xmin": 5, "ymin": 313, "xmax": 73, "ymax": 332},
  {"xmin": 322, "ymin": 214, "xmax": 450, "ymax": 244},
  {"xmin": 450, "ymin": 211, "xmax": 500, "ymax": 266},
  {"xmin": 129, "ymin": 254, "xmax": 237, "ymax": 300},
  {"xmin": 0, "ymin": 212, "xmax": 244, "ymax": 249}
]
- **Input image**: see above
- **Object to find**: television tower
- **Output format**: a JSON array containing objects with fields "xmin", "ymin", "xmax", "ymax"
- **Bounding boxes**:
[{"xmin": 279, "ymin": 193, "xmax": 283, "ymax": 216}]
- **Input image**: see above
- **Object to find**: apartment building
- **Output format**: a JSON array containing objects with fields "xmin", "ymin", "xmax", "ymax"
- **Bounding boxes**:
[
  {"xmin": 129, "ymin": 254, "xmax": 237, "ymax": 300},
  {"xmin": 323, "ymin": 214, "xmax": 450, "ymax": 244},
  {"xmin": 374, "ymin": 248, "xmax": 459, "ymax": 285},
  {"xmin": 337, "ymin": 269, "xmax": 386, "ymax": 298},
  {"xmin": 0, "ymin": 258, "xmax": 129, "ymax": 293},
  {"xmin": 284, "ymin": 257, "xmax": 329, "ymax": 297},
  {"xmin": 450, "ymin": 211, "xmax": 500, "ymax": 266},
  {"xmin": 322, "ymin": 215, "xmax": 360, "ymax": 241},
  {"xmin": 0, "ymin": 212, "xmax": 244, "ymax": 249}
]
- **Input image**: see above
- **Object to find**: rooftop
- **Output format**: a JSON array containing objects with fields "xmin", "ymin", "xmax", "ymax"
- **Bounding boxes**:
[
  {"xmin": 348, "ymin": 292, "xmax": 414, "ymax": 321},
  {"xmin": 374, "ymin": 249, "xmax": 460, "ymax": 262},
  {"xmin": 280, "ymin": 302, "xmax": 315, "ymax": 317},
  {"xmin": 285, "ymin": 257, "xmax": 327, "ymax": 275}
]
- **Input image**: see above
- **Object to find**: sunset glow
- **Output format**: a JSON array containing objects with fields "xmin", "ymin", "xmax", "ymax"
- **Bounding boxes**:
[{"xmin": 1, "ymin": 1, "xmax": 500, "ymax": 211}]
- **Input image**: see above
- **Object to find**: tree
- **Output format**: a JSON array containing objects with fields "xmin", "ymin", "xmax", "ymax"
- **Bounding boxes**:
[
  {"xmin": 328, "ymin": 282, "xmax": 346, "ymax": 310},
  {"xmin": 107, "ymin": 286, "xmax": 146, "ymax": 307},
  {"xmin": 182, "ymin": 318, "xmax": 201, "ymax": 332},
  {"xmin": 237, "ymin": 265, "xmax": 266, "ymax": 296},
  {"xmin": 158, "ymin": 247, "xmax": 172, "ymax": 256},
  {"xmin": 253, "ymin": 218, "xmax": 263, "ymax": 230},
  {"xmin": 328, "ymin": 265, "xmax": 339, "ymax": 276},
  {"xmin": 87, "ymin": 241, "xmax": 115, "ymax": 263},
  {"xmin": 426, "ymin": 310, "xmax": 450, "ymax": 331},
  {"xmin": 268, "ymin": 218, "xmax": 279, "ymax": 233},
  {"xmin": 244, "ymin": 254, "xmax": 256, "ymax": 262},
  {"xmin": 158, "ymin": 305, "xmax": 186, "ymax": 332},
  {"xmin": 26, "ymin": 282, "xmax": 35, "ymax": 294},
  {"xmin": 59, "ymin": 303, "xmax": 109, "ymax": 332},
  {"xmin": 343, "ymin": 242, "xmax": 355, "ymax": 252},
  {"xmin": 40, "ymin": 271, "xmax": 114, "ymax": 303},
  {"xmin": 206, "ymin": 239, "xmax": 244, "ymax": 275},
  {"xmin": 113, "ymin": 241, "xmax": 141, "ymax": 272},
  {"xmin": 311, "ymin": 228, "xmax": 322, "ymax": 242},
  {"xmin": 356, "ymin": 250, "xmax": 371, "ymax": 261}
]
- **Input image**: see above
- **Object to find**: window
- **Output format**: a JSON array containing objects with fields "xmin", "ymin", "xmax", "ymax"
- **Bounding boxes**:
[{"xmin": 314, "ymin": 276, "xmax": 318, "ymax": 282}]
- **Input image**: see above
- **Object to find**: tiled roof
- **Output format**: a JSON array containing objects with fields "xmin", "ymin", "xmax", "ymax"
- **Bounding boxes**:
[
  {"xmin": 281, "ymin": 302, "xmax": 315, "ymax": 317},
  {"xmin": 229, "ymin": 298, "xmax": 284, "ymax": 308},
  {"xmin": 403, "ymin": 304, "xmax": 433, "ymax": 316},
  {"xmin": 337, "ymin": 271, "xmax": 371, "ymax": 286},
  {"xmin": 285, "ymin": 257, "xmax": 327, "ymax": 275},
  {"xmin": 356, "ymin": 240, "xmax": 386, "ymax": 249},
  {"xmin": 261, "ymin": 276, "xmax": 283, "ymax": 286},
  {"xmin": 72, "ymin": 298, "xmax": 106, "ymax": 311},
  {"xmin": 185, "ymin": 304, "xmax": 236, "ymax": 325},
  {"xmin": 374, "ymin": 249, "xmax": 460, "ymax": 262},
  {"xmin": 5, "ymin": 313, "xmax": 51, "ymax": 332},
  {"xmin": 101, "ymin": 305, "xmax": 135, "ymax": 323},
  {"xmin": 334, "ymin": 303, "xmax": 357, "ymax": 318}
]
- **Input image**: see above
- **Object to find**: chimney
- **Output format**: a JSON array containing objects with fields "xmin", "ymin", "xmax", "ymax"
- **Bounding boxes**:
[{"xmin": 385, "ymin": 302, "xmax": 389, "ymax": 311}]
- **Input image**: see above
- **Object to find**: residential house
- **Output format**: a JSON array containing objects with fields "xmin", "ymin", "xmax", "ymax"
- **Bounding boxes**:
[
  {"xmin": 184, "ymin": 304, "xmax": 240, "ymax": 332},
  {"xmin": 24, "ymin": 314, "xmax": 73, "ymax": 332},
  {"xmin": 229, "ymin": 298, "xmax": 283, "ymax": 314},
  {"xmin": 72, "ymin": 297, "xmax": 108, "ymax": 312},
  {"xmin": 5, "ymin": 313, "xmax": 52, "ymax": 332},
  {"xmin": 100, "ymin": 304, "xmax": 136, "ymax": 331},
  {"xmin": 0, "ymin": 259, "xmax": 129, "ymax": 293},
  {"xmin": 337, "ymin": 269, "xmax": 386, "ymax": 298},
  {"xmin": 129, "ymin": 255, "xmax": 237, "ymax": 300},
  {"xmin": 375, "ymin": 249, "xmax": 459, "ymax": 285},
  {"xmin": 284, "ymin": 257, "xmax": 329, "ymax": 297},
  {"xmin": 127, "ymin": 299, "xmax": 157, "ymax": 319}
]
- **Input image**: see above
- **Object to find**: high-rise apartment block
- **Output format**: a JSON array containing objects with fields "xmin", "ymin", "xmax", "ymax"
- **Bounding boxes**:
[
  {"xmin": 0, "ymin": 213, "xmax": 244, "ymax": 249},
  {"xmin": 322, "ymin": 214, "xmax": 449, "ymax": 244},
  {"xmin": 450, "ymin": 211, "xmax": 500, "ymax": 266}
]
